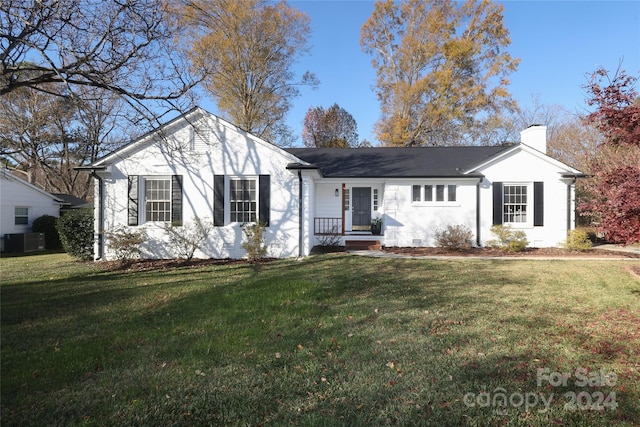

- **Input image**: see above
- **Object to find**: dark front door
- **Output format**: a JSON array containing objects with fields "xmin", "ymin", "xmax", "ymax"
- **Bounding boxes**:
[{"xmin": 352, "ymin": 187, "xmax": 371, "ymax": 231}]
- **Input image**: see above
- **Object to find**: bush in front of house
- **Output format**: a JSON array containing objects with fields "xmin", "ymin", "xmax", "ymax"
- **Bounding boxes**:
[
  {"xmin": 563, "ymin": 229, "xmax": 593, "ymax": 251},
  {"xmin": 242, "ymin": 221, "xmax": 268, "ymax": 262},
  {"xmin": 434, "ymin": 224, "xmax": 474, "ymax": 251},
  {"xmin": 164, "ymin": 218, "xmax": 213, "ymax": 260},
  {"xmin": 107, "ymin": 226, "xmax": 148, "ymax": 260},
  {"xmin": 32, "ymin": 215, "xmax": 62, "ymax": 249},
  {"xmin": 487, "ymin": 224, "xmax": 529, "ymax": 252},
  {"xmin": 56, "ymin": 209, "xmax": 94, "ymax": 260}
]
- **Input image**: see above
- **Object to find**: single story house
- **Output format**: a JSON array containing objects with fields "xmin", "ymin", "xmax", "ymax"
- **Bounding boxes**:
[
  {"xmin": 0, "ymin": 168, "xmax": 65, "ymax": 251},
  {"xmin": 83, "ymin": 107, "xmax": 584, "ymax": 260}
]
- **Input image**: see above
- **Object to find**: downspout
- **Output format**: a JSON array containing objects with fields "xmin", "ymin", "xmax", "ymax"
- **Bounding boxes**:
[
  {"xmin": 476, "ymin": 177, "xmax": 483, "ymax": 247},
  {"xmin": 567, "ymin": 176, "xmax": 576, "ymax": 234},
  {"xmin": 91, "ymin": 171, "xmax": 104, "ymax": 260},
  {"xmin": 298, "ymin": 170, "xmax": 304, "ymax": 257}
]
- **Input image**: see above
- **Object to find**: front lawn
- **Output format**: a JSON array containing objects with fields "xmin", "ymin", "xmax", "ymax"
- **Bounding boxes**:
[{"xmin": 1, "ymin": 253, "xmax": 639, "ymax": 426}]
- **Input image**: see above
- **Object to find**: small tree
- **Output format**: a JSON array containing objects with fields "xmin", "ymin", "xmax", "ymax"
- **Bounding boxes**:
[
  {"xmin": 302, "ymin": 103, "xmax": 359, "ymax": 147},
  {"xmin": 32, "ymin": 215, "xmax": 62, "ymax": 249},
  {"xmin": 56, "ymin": 209, "xmax": 94, "ymax": 260},
  {"xmin": 164, "ymin": 218, "xmax": 213, "ymax": 260},
  {"xmin": 107, "ymin": 226, "xmax": 148, "ymax": 260},
  {"xmin": 241, "ymin": 222, "xmax": 268, "ymax": 262}
]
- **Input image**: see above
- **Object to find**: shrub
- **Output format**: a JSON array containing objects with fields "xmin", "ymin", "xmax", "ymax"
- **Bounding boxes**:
[
  {"xmin": 434, "ymin": 224, "xmax": 473, "ymax": 251},
  {"xmin": 164, "ymin": 218, "xmax": 213, "ymax": 260},
  {"xmin": 242, "ymin": 222, "xmax": 268, "ymax": 262},
  {"xmin": 56, "ymin": 209, "xmax": 94, "ymax": 260},
  {"xmin": 32, "ymin": 215, "xmax": 61, "ymax": 249},
  {"xmin": 487, "ymin": 224, "xmax": 529, "ymax": 252},
  {"xmin": 563, "ymin": 229, "xmax": 593, "ymax": 251},
  {"xmin": 107, "ymin": 226, "xmax": 148, "ymax": 260}
]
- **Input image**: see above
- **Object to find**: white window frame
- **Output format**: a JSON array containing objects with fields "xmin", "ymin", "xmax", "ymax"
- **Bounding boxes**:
[
  {"xmin": 143, "ymin": 176, "xmax": 172, "ymax": 223},
  {"xmin": 15, "ymin": 206, "xmax": 29, "ymax": 225},
  {"xmin": 229, "ymin": 177, "xmax": 258, "ymax": 223},
  {"xmin": 412, "ymin": 184, "xmax": 458, "ymax": 205},
  {"xmin": 502, "ymin": 183, "xmax": 531, "ymax": 226}
]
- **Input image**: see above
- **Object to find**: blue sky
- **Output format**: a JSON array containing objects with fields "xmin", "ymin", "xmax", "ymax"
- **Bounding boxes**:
[{"xmin": 203, "ymin": 1, "xmax": 640, "ymax": 145}]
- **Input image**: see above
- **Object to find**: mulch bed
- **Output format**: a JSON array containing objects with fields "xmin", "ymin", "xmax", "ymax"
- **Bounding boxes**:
[
  {"xmin": 382, "ymin": 246, "xmax": 640, "ymax": 259},
  {"xmin": 98, "ymin": 257, "xmax": 276, "ymax": 273}
]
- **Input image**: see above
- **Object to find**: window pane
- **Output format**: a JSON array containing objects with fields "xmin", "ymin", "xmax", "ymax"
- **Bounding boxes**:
[
  {"xmin": 345, "ymin": 189, "xmax": 350, "ymax": 211},
  {"xmin": 503, "ymin": 185, "xmax": 527, "ymax": 223},
  {"xmin": 448, "ymin": 185, "xmax": 456, "ymax": 202},
  {"xmin": 424, "ymin": 185, "xmax": 433, "ymax": 202},
  {"xmin": 145, "ymin": 178, "xmax": 171, "ymax": 222},
  {"xmin": 230, "ymin": 178, "xmax": 257, "ymax": 223},
  {"xmin": 15, "ymin": 207, "xmax": 28, "ymax": 225},
  {"xmin": 412, "ymin": 185, "xmax": 421, "ymax": 202},
  {"xmin": 373, "ymin": 189, "xmax": 379, "ymax": 211},
  {"xmin": 436, "ymin": 185, "xmax": 445, "ymax": 201}
]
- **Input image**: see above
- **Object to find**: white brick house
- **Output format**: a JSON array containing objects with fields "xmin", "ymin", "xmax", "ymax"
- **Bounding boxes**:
[{"xmin": 84, "ymin": 108, "xmax": 584, "ymax": 260}]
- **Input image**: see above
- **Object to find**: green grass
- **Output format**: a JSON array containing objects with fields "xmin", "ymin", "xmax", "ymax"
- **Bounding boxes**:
[{"xmin": 1, "ymin": 253, "xmax": 639, "ymax": 426}]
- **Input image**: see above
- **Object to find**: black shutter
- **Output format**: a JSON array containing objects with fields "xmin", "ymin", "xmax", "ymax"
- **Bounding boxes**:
[
  {"xmin": 128, "ymin": 176, "xmax": 139, "ymax": 226},
  {"xmin": 259, "ymin": 175, "xmax": 270, "ymax": 226},
  {"xmin": 214, "ymin": 175, "xmax": 225, "ymax": 226},
  {"xmin": 171, "ymin": 175, "xmax": 183, "ymax": 225},
  {"xmin": 492, "ymin": 182, "xmax": 503, "ymax": 225},
  {"xmin": 534, "ymin": 181, "xmax": 544, "ymax": 226}
]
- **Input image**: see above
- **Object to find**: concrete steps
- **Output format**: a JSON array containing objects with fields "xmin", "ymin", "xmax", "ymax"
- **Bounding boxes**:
[{"xmin": 345, "ymin": 239, "xmax": 382, "ymax": 251}]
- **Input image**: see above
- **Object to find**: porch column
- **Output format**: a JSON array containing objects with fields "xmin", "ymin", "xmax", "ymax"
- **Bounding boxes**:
[{"xmin": 341, "ymin": 183, "xmax": 346, "ymax": 236}]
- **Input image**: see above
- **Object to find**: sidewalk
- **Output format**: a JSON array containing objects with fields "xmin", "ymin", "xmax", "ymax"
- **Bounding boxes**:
[{"xmin": 348, "ymin": 244, "xmax": 640, "ymax": 261}]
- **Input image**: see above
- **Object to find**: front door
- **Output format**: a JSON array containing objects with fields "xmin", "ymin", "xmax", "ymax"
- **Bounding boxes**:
[{"xmin": 352, "ymin": 187, "xmax": 371, "ymax": 231}]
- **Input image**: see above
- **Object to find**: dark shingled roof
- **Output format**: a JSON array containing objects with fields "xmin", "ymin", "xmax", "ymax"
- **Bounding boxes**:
[{"xmin": 285, "ymin": 146, "xmax": 514, "ymax": 178}]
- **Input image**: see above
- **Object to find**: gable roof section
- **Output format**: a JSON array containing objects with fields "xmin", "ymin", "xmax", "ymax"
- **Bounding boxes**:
[
  {"xmin": 285, "ymin": 146, "xmax": 513, "ymax": 178},
  {"xmin": 1, "ymin": 169, "xmax": 64, "ymax": 203},
  {"xmin": 90, "ymin": 107, "xmax": 305, "ymax": 167}
]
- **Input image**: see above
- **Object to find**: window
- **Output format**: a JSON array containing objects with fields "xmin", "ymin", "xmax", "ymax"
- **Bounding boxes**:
[
  {"xmin": 412, "ymin": 185, "xmax": 421, "ymax": 202},
  {"xmin": 344, "ymin": 188, "xmax": 350, "ymax": 211},
  {"xmin": 145, "ymin": 178, "xmax": 172, "ymax": 222},
  {"xmin": 448, "ymin": 185, "xmax": 456, "ymax": 202},
  {"xmin": 15, "ymin": 207, "xmax": 28, "ymax": 225},
  {"xmin": 503, "ymin": 185, "xmax": 528, "ymax": 223},
  {"xmin": 412, "ymin": 184, "xmax": 457, "ymax": 202},
  {"xmin": 424, "ymin": 185, "xmax": 433, "ymax": 202},
  {"xmin": 128, "ymin": 175, "xmax": 182, "ymax": 226},
  {"xmin": 230, "ymin": 178, "xmax": 257, "ymax": 223},
  {"xmin": 373, "ymin": 189, "xmax": 379, "ymax": 211}
]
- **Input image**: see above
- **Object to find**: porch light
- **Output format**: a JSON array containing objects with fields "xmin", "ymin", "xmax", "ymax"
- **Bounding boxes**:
[{"xmin": 335, "ymin": 188, "xmax": 339, "ymax": 197}]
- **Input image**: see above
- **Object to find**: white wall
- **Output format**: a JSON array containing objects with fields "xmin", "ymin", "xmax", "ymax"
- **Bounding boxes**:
[
  {"xmin": 383, "ymin": 179, "xmax": 480, "ymax": 247},
  {"xmin": 478, "ymin": 148, "xmax": 572, "ymax": 247},
  {"xmin": 97, "ymin": 114, "xmax": 302, "ymax": 260},
  {"xmin": 0, "ymin": 174, "xmax": 61, "ymax": 250}
]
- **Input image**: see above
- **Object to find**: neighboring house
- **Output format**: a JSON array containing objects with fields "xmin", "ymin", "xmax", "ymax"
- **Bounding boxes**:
[
  {"xmin": 51, "ymin": 193, "xmax": 91, "ymax": 214},
  {"xmin": 83, "ymin": 107, "xmax": 584, "ymax": 261},
  {"xmin": 0, "ymin": 169, "xmax": 65, "ymax": 251}
]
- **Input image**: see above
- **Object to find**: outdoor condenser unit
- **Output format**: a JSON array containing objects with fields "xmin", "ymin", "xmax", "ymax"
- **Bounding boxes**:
[{"xmin": 4, "ymin": 233, "xmax": 46, "ymax": 253}]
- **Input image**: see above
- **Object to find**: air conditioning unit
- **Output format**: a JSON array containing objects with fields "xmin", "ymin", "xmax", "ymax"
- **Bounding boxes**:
[{"xmin": 4, "ymin": 233, "xmax": 46, "ymax": 253}]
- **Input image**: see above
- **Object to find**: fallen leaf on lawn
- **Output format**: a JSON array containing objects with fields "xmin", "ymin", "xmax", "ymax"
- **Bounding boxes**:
[
  {"xmin": 386, "ymin": 361, "xmax": 395, "ymax": 369},
  {"xmin": 297, "ymin": 344, "xmax": 304, "ymax": 350},
  {"xmin": 275, "ymin": 352, "xmax": 282, "ymax": 359}
]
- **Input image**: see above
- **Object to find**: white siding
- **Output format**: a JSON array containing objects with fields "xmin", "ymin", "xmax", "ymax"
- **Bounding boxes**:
[
  {"xmin": 0, "ymin": 173, "xmax": 61, "ymax": 250},
  {"xmin": 478, "ymin": 148, "xmax": 572, "ymax": 247},
  {"xmin": 97, "ymin": 114, "xmax": 302, "ymax": 260}
]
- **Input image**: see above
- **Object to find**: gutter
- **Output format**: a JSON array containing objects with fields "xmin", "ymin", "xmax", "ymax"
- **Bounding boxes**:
[
  {"xmin": 75, "ymin": 166, "xmax": 107, "ymax": 260},
  {"xmin": 476, "ymin": 177, "xmax": 483, "ymax": 247}
]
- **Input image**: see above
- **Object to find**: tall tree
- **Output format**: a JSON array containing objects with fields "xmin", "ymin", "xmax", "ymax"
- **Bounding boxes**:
[
  {"xmin": 579, "ymin": 67, "xmax": 640, "ymax": 244},
  {"xmin": 179, "ymin": 0, "xmax": 318, "ymax": 146},
  {"xmin": 302, "ymin": 104, "xmax": 359, "ymax": 148},
  {"xmin": 1, "ymin": 0, "xmax": 197, "ymax": 123},
  {"xmin": 0, "ymin": 81, "xmax": 132, "ymax": 199},
  {"xmin": 361, "ymin": 0, "xmax": 519, "ymax": 146}
]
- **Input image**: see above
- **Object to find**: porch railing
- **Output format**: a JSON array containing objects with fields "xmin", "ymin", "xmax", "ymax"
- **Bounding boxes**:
[{"xmin": 314, "ymin": 217, "xmax": 342, "ymax": 235}]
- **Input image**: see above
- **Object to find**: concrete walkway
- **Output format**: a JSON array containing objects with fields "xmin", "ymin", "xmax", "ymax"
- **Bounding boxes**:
[{"xmin": 348, "ymin": 244, "xmax": 640, "ymax": 261}]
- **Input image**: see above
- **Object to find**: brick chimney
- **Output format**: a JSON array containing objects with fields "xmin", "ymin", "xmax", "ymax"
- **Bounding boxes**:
[{"xmin": 520, "ymin": 124, "xmax": 547, "ymax": 154}]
